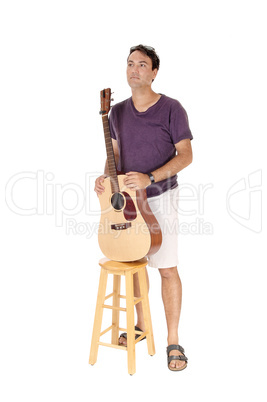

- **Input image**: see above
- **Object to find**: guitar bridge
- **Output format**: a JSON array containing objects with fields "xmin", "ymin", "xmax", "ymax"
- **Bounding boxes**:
[{"xmin": 111, "ymin": 223, "xmax": 132, "ymax": 231}]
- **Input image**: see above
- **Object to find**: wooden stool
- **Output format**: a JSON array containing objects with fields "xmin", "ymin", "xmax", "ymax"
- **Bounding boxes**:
[{"xmin": 89, "ymin": 257, "xmax": 155, "ymax": 375}]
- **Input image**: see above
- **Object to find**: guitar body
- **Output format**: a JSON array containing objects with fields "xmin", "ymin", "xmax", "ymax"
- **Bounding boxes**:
[{"xmin": 98, "ymin": 175, "xmax": 162, "ymax": 262}]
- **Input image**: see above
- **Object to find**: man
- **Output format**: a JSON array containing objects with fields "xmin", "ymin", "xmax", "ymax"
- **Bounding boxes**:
[{"xmin": 95, "ymin": 45, "xmax": 193, "ymax": 371}]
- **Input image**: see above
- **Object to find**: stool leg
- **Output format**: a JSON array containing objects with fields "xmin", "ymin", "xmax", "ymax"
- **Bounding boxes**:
[
  {"xmin": 89, "ymin": 268, "xmax": 108, "ymax": 365},
  {"xmin": 125, "ymin": 271, "xmax": 136, "ymax": 375},
  {"xmin": 111, "ymin": 274, "xmax": 121, "ymax": 345},
  {"xmin": 138, "ymin": 267, "xmax": 155, "ymax": 356}
]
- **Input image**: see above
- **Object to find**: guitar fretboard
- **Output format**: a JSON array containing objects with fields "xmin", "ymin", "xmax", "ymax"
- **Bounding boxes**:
[{"xmin": 102, "ymin": 114, "xmax": 119, "ymax": 193}]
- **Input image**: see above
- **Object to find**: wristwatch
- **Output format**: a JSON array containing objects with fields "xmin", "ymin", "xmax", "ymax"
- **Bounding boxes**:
[{"xmin": 148, "ymin": 172, "xmax": 155, "ymax": 184}]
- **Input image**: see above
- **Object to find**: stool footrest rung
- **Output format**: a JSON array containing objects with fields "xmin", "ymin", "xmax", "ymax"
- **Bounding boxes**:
[
  {"xmin": 135, "ymin": 331, "xmax": 148, "ymax": 344},
  {"xmin": 100, "ymin": 325, "xmax": 114, "ymax": 337},
  {"xmin": 105, "ymin": 292, "xmax": 115, "ymax": 300},
  {"xmin": 134, "ymin": 297, "xmax": 144, "ymax": 305},
  {"xmin": 102, "ymin": 304, "xmax": 126, "ymax": 312},
  {"xmin": 119, "ymin": 295, "xmax": 143, "ymax": 303},
  {"xmin": 98, "ymin": 341, "xmax": 126, "ymax": 351}
]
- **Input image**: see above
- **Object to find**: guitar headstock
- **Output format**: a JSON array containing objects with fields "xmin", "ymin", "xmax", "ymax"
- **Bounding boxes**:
[{"xmin": 100, "ymin": 88, "xmax": 113, "ymax": 115}]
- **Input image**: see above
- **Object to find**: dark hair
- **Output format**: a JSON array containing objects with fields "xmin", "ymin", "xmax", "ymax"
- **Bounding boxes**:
[{"xmin": 128, "ymin": 44, "xmax": 160, "ymax": 71}]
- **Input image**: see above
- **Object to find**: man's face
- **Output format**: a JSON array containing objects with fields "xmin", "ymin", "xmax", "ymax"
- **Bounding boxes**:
[{"xmin": 126, "ymin": 50, "xmax": 158, "ymax": 89}]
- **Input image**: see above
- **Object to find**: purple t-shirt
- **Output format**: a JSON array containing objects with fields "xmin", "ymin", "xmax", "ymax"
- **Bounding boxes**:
[{"xmin": 109, "ymin": 94, "xmax": 193, "ymax": 198}]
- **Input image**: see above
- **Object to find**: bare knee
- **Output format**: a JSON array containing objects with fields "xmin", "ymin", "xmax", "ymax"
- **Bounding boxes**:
[{"xmin": 158, "ymin": 266, "xmax": 178, "ymax": 280}]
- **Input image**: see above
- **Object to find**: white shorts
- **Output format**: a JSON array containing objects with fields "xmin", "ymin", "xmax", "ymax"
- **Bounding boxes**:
[{"xmin": 147, "ymin": 187, "xmax": 179, "ymax": 269}]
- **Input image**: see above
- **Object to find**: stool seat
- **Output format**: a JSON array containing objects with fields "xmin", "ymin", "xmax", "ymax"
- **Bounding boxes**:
[
  {"xmin": 99, "ymin": 257, "xmax": 148, "ymax": 271},
  {"xmin": 89, "ymin": 258, "xmax": 155, "ymax": 375}
]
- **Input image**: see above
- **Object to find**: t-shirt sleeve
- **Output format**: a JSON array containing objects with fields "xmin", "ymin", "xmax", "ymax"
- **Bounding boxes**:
[
  {"xmin": 169, "ymin": 101, "xmax": 193, "ymax": 144},
  {"xmin": 109, "ymin": 108, "xmax": 117, "ymax": 140}
]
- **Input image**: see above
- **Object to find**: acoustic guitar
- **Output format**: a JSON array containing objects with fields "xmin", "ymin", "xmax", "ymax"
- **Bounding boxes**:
[{"xmin": 98, "ymin": 88, "xmax": 162, "ymax": 262}]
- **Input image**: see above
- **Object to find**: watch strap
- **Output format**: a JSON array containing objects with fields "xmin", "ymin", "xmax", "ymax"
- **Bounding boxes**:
[{"xmin": 148, "ymin": 172, "xmax": 155, "ymax": 184}]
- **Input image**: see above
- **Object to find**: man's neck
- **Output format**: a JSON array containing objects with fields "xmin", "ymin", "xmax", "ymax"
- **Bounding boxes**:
[{"xmin": 131, "ymin": 87, "xmax": 161, "ymax": 112}]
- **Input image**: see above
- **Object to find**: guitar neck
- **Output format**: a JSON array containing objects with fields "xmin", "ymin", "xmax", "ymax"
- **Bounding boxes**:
[{"xmin": 102, "ymin": 114, "xmax": 120, "ymax": 193}]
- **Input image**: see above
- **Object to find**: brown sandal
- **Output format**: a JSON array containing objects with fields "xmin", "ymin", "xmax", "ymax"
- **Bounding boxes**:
[{"xmin": 167, "ymin": 344, "xmax": 188, "ymax": 371}]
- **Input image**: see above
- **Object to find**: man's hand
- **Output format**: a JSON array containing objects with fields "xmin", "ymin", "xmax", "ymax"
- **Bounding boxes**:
[
  {"xmin": 94, "ymin": 174, "xmax": 108, "ymax": 196},
  {"xmin": 124, "ymin": 172, "xmax": 151, "ymax": 190}
]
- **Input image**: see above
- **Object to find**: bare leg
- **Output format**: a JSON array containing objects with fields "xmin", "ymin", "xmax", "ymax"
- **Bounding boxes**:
[
  {"xmin": 118, "ymin": 268, "xmax": 149, "ymax": 345},
  {"xmin": 159, "ymin": 266, "xmax": 186, "ymax": 370}
]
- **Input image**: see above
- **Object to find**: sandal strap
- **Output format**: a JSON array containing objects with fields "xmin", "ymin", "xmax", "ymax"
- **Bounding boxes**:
[
  {"xmin": 168, "ymin": 355, "xmax": 188, "ymax": 363},
  {"xmin": 167, "ymin": 344, "xmax": 185, "ymax": 355}
]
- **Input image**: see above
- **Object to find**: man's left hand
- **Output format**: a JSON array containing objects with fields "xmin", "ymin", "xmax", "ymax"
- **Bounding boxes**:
[{"xmin": 123, "ymin": 172, "xmax": 151, "ymax": 190}]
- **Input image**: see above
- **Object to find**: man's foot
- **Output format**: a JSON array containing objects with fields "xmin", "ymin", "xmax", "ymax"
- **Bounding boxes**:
[
  {"xmin": 167, "ymin": 345, "xmax": 188, "ymax": 371},
  {"xmin": 118, "ymin": 332, "xmax": 127, "ymax": 346}
]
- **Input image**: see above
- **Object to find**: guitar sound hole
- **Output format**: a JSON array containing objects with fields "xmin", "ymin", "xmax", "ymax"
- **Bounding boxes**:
[{"xmin": 111, "ymin": 192, "xmax": 125, "ymax": 211}]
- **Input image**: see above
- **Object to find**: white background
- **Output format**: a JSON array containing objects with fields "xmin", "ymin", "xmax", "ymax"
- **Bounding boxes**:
[{"xmin": 1, "ymin": 0, "xmax": 266, "ymax": 400}]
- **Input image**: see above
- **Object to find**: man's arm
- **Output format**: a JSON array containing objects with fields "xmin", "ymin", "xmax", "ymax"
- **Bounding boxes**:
[
  {"xmin": 124, "ymin": 139, "xmax": 193, "ymax": 190},
  {"xmin": 152, "ymin": 138, "xmax": 192, "ymax": 182}
]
